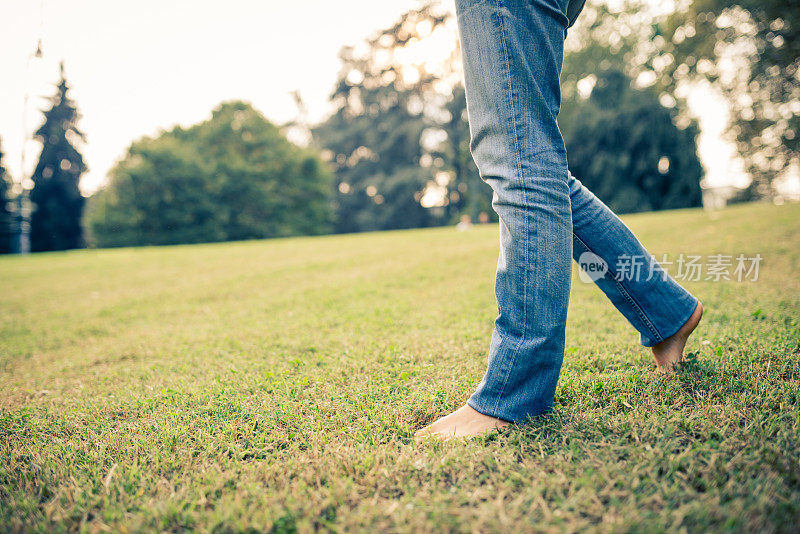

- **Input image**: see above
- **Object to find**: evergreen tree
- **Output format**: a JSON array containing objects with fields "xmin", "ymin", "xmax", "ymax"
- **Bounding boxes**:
[
  {"xmin": 0, "ymin": 138, "xmax": 14, "ymax": 254},
  {"xmin": 29, "ymin": 63, "xmax": 86, "ymax": 252}
]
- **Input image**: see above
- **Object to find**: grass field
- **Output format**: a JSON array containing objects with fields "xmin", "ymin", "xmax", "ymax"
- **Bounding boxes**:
[{"xmin": 1, "ymin": 202, "xmax": 799, "ymax": 532}]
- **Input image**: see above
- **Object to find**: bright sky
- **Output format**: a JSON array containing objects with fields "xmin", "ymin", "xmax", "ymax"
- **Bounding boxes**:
[
  {"xmin": 1, "ymin": 0, "xmax": 746, "ymax": 196},
  {"xmin": 1, "ymin": 0, "xmax": 430, "ymax": 194}
]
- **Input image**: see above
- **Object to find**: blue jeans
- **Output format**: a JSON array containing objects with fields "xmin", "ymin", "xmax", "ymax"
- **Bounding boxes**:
[{"xmin": 455, "ymin": 0, "xmax": 699, "ymax": 423}]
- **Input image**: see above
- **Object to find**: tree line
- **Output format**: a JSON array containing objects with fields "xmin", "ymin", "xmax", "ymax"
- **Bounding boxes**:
[{"xmin": 1, "ymin": 0, "xmax": 795, "ymax": 252}]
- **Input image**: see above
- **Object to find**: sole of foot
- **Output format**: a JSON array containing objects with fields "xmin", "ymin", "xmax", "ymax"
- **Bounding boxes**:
[
  {"xmin": 652, "ymin": 301, "xmax": 704, "ymax": 373},
  {"xmin": 414, "ymin": 404, "xmax": 510, "ymax": 440}
]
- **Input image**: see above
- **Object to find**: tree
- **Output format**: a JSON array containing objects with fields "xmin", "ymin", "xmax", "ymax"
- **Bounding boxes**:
[
  {"xmin": 313, "ymin": 3, "xmax": 494, "ymax": 233},
  {"xmin": 29, "ymin": 62, "xmax": 86, "ymax": 252},
  {"xmin": 431, "ymin": 86, "xmax": 494, "ymax": 222},
  {"xmin": 88, "ymin": 101, "xmax": 333, "ymax": 247},
  {"xmin": 561, "ymin": 0, "xmax": 799, "ymax": 199},
  {"xmin": 312, "ymin": 85, "xmax": 437, "ymax": 232},
  {"xmin": 0, "ymin": 138, "xmax": 14, "ymax": 254},
  {"xmin": 561, "ymin": 69, "xmax": 704, "ymax": 213},
  {"xmin": 315, "ymin": 1, "xmax": 712, "ymax": 232},
  {"xmin": 657, "ymin": 0, "xmax": 800, "ymax": 199}
]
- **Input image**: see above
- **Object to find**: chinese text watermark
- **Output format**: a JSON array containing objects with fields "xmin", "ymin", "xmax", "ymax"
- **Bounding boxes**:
[{"xmin": 578, "ymin": 252, "xmax": 762, "ymax": 284}]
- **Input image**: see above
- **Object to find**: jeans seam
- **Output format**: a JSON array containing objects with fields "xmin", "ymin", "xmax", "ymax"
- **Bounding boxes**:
[
  {"xmin": 491, "ymin": 0, "xmax": 527, "ymax": 416},
  {"xmin": 573, "ymin": 232, "xmax": 663, "ymax": 344}
]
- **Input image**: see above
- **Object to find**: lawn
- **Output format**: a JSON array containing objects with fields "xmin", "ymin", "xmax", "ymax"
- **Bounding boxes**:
[{"xmin": 1, "ymin": 202, "xmax": 799, "ymax": 532}]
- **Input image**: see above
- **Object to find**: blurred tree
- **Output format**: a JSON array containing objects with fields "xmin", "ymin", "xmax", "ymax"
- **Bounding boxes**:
[
  {"xmin": 560, "ymin": 0, "xmax": 798, "ymax": 199},
  {"xmin": 431, "ymin": 86, "xmax": 494, "ymax": 222},
  {"xmin": 658, "ymin": 0, "xmax": 799, "ymax": 199},
  {"xmin": 312, "ymin": 82, "xmax": 435, "ymax": 232},
  {"xmin": 561, "ymin": 69, "xmax": 704, "ymax": 213},
  {"xmin": 88, "ymin": 101, "xmax": 332, "ymax": 247},
  {"xmin": 560, "ymin": 1, "xmax": 643, "ymax": 97},
  {"xmin": 313, "ymin": 3, "xmax": 494, "ymax": 232},
  {"xmin": 0, "ymin": 138, "xmax": 14, "ymax": 254},
  {"xmin": 87, "ymin": 137, "xmax": 221, "ymax": 247},
  {"xmin": 315, "ymin": 0, "xmax": 713, "ymax": 231},
  {"xmin": 29, "ymin": 63, "xmax": 86, "ymax": 251}
]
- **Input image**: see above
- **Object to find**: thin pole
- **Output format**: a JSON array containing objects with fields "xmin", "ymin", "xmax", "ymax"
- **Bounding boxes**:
[{"xmin": 16, "ymin": 0, "xmax": 44, "ymax": 254}]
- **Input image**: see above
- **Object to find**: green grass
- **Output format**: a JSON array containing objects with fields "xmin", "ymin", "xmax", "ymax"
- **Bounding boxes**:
[{"xmin": 1, "ymin": 202, "xmax": 799, "ymax": 532}]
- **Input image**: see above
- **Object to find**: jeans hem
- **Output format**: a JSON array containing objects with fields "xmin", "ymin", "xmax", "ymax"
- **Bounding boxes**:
[
  {"xmin": 467, "ymin": 395, "xmax": 548, "ymax": 424},
  {"xmin": 639, "ymin": 295, "xmax": 699, "ymax": 348}
]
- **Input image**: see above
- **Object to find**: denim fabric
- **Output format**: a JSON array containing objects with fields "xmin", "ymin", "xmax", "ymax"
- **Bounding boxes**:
[
  {"xmin": 565, "ymin": 0, "xmax": 586, "ymax": 28},
  {"xmin": 455, "ymin": 0, "xmax": 698, "ymax": 423}
]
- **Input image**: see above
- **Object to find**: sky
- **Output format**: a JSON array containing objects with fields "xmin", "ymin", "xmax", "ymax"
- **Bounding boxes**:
[{"xmin": 1, "ymin": 0, "xmax": 749, "ymax": 196}]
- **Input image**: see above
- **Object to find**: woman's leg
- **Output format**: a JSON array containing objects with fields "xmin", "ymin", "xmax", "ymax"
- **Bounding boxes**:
[
  {"xmin": 568, "ymin": 172, "xmax": 701, "ymax": 368},
  {"xmin": 432, "ymin": 0, "xmax": 574, "ymax": 430},
  {"xmin": 416, "ymin": 0, "xmax": 700, "ymax": 438}
]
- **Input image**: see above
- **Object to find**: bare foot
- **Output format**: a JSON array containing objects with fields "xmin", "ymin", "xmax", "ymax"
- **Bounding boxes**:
[
  {"xmin": 415, "ymin": 404, "xmax": 510, "ymax": 440},
  {"xmin": 652, "ymin": 301, "xmax": 703, "ymax": 372}
]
